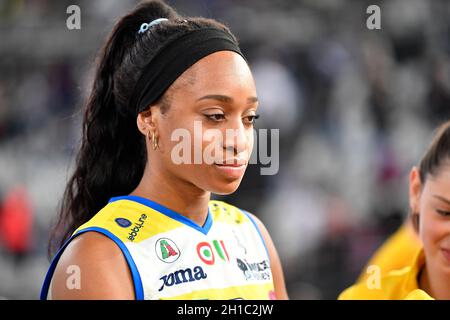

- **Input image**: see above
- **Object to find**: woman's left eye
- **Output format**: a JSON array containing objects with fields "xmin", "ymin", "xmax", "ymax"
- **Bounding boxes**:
[
  {"xmin": 436, "ymin": 209, "xmax": 450, "ymax": 217},
  {"xmin": 243, "ymin": 114, "xmax": 260, "ymax": 124},
  {"xmin": 205, "ymin": 114, "xmax": 225, "ymax": 122}
]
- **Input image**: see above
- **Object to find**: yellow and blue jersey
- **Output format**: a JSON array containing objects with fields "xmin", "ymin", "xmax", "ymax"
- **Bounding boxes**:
[{"xmin": 40, "ymin": 195, "xmax": 275, "ymax": 300}]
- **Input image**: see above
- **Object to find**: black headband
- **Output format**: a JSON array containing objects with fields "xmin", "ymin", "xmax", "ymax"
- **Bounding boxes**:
[{"xmin": 131, "ymin": 28, "xmax": 246, "ymax": 115}]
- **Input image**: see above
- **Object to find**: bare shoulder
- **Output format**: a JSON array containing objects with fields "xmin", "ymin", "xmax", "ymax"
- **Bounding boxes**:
[
  {"xmin": 246, "ymin": 212, "xmax": 289, "ymax": 300},
  {"xmin": 246, "ymin": 212, "xmax": 269, "ymax": 235},
  {"xmin": 50, "ymin": 231, "xmax": 135, "ymax": 300}
]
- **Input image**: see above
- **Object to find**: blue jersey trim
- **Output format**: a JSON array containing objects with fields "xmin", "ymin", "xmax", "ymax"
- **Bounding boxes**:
[
  {"xmin": 240, "ymin": 210, "xmax": 270, "ymax": 259},
  {"xmin": 40, "ymin": 227, "xmax": 144, "ymax": 300},
  {"xmin": 40, "ymin": 233, "xmax": 74, "ymax": 300},
  {"xmin": 109, "ymin": 195, "xmax": 213, "ymax": 235}
]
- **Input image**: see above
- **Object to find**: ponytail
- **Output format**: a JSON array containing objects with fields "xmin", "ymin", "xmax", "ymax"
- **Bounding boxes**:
[{"xmin": 49, "ymin": 0, "xmax": 238, "ymax": 257}]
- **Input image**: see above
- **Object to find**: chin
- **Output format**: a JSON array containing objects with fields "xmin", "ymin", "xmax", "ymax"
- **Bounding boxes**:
[{"xmin": 208, "ymin": 180, "xmax": 242, "ymax": 195}]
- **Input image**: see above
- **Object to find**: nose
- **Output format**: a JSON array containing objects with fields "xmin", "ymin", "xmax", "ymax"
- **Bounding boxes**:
[{"xmin": 223, "ymin": 119, "xmax": 249, "ymax": 156}]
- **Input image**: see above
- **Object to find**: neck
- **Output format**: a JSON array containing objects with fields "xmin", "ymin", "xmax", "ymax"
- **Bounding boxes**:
[
  {"xmin": 419, "ymin": 263, "xmax": 450, "ymax": 300},
  {"xmin": 130, "ymin": 163, "xmax": 211, "ymax": 227}
]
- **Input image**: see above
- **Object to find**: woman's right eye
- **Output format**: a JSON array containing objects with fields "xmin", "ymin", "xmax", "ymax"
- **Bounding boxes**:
[
  {"xmin": 205, "ymin": 114, "xmax": 225, "ymax": 122},
  {"xmin": 436, "ymin": 209, "xmax": 450, "ymax": 217}
]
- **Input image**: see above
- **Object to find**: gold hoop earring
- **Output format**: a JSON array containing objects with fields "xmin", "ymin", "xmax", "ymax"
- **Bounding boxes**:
[
  {"xmin": 153, "ymin": 134, "xmax": 159, "ymax": 150},
  {"xmin": 148, "ymin": 131, "xmax": 159, "ymax": 150}
]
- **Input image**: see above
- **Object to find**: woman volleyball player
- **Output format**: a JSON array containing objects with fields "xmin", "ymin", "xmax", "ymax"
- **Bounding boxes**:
[
  {"xmin": 40, "ymin": 0, "xmax": 288, "ymax": 300},
  {"xmin": 340, "ymin": 120, "xmax": 450, "ymax": 299}
]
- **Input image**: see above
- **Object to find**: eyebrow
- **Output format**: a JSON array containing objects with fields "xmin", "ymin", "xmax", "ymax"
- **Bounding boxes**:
[
  {"xmin": 433, "ymin": 195, "xmax": 450, "ymax": 205},
  {"xmin": 196, "ymin": 94, "xmax": 258, "ymax": 104}
]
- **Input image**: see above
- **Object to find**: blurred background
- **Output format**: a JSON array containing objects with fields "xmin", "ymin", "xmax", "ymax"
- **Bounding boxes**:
[{"xmin": 0, "ymin": 0, "xmax": 449, "ymax": 299}]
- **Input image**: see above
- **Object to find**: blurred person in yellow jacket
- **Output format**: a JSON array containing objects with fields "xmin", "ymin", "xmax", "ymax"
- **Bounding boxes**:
[
  {"xmin": 339, "ymin": 120, "xmax": 450, "ymax": 300},
  {"xmin": 356, "ymin": 218, "xmax": 421, "ymax": 284}
]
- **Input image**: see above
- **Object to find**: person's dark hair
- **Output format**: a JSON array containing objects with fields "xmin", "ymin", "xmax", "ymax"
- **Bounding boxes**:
[
  {"xmin": 49, "ymin": 0, "xmax": 237, "ymax": 257},
  {"xmin": 410, "ymin": 120, "xmax": 450, "ymax": 232},
  {"xmin": 418, "ymin": 120, "xmax": 450, "ymax": 184}
]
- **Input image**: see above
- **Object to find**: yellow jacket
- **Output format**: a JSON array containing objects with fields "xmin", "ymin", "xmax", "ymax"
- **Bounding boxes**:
[
  {"xmin": 357, "ymin": 222, "xmax": 421, "ymax": 283},
  {"xmin": 339, "ymin": 249, "xmax": 433, "ymax": 300}
]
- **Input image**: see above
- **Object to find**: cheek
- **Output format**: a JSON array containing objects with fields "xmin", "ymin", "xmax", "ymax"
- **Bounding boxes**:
[
  {"xmin": 159, "ymin": 116, "xmax": 197, "ymax": 158},
  {"xmin": 247, "ymin": 130, "xmax": 254, "ymax": 154},
  {"xmin": 421, "ymin": 208, "xmax": 449, "ymax": 251}
]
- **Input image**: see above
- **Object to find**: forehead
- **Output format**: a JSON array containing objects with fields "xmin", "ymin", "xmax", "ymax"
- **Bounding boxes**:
[
  {"xmin": 424, "ymin": 165, "xmax": 450, "ymax": 193},
  {"xmin": 170, "ymin": 51, "xmax": 256, "ymax": 98}
]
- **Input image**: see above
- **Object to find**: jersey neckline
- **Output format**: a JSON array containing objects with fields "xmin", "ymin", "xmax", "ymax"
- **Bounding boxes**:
[{"xmin": 108, "ymin": 195, "xmax": 213, "ymax": 235}]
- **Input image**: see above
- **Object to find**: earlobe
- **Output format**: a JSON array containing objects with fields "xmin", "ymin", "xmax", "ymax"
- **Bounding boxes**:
[{"xmin": 137, "ymin": 108, "xmax": 161, "ymax": 152}]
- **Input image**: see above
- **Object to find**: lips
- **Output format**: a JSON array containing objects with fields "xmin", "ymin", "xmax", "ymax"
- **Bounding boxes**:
[
  {"xmin": 213, "ymin": 161, "xmax": 247, "ymax": 179},
  {"xmin": 214, "ymin": 159, "xmax": 247, "ymax": 166},
  {"xmin": 215, "ymin": 163, "xmax": 246, "ymax": 167}
]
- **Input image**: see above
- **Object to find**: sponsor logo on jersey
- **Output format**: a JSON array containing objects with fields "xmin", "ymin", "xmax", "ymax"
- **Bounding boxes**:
[
  {"xmin": 127, "ymin": 213, "xmax": 147, "ymax": 241},
  {"xmin": 196, "ymin": 240, "xmax": 229, "ymax": 265},
  {"xmin": 115, "ymin": 217, "xmax": 132, "ymax": 228},
  {"xmin": 236, "ymin": 258, "xmax": 271, "ymax": 281},
  {"xmin": 156, "ymin": 238, "xmax": 180, "ymax": 263},
  {"xmin": 158, "ymin": 266, "xmax": 207, "ymax": 292}
]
